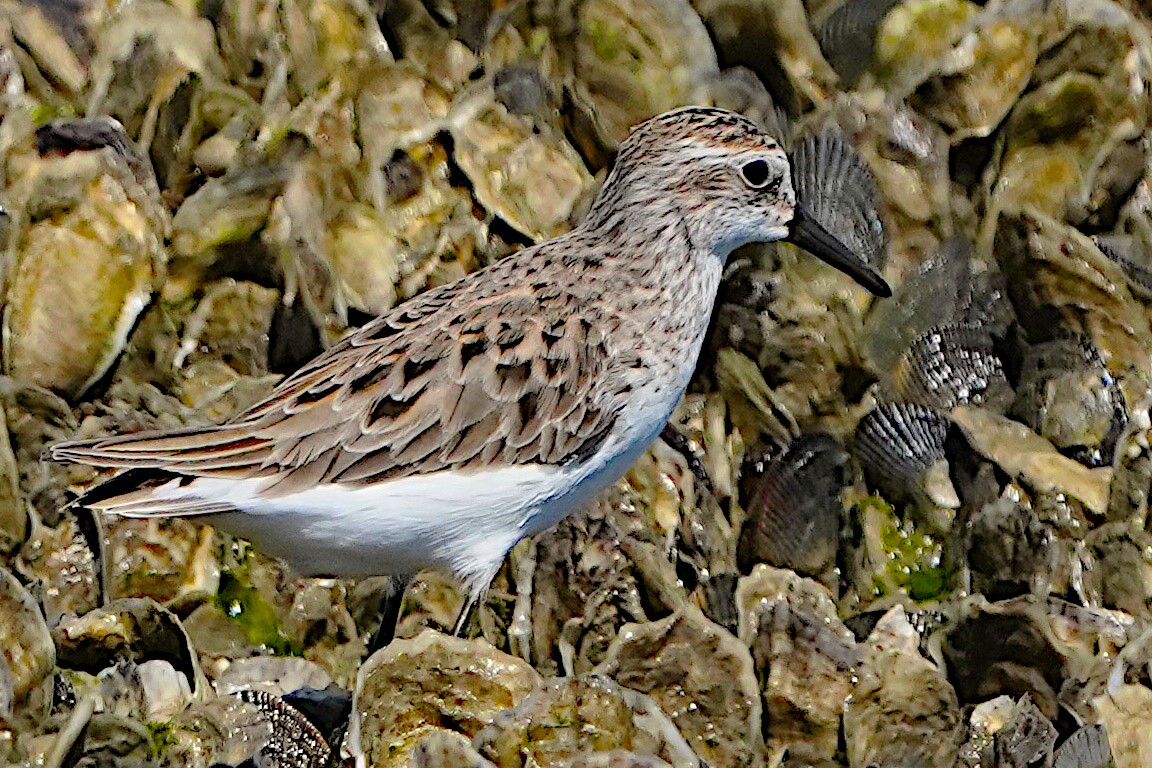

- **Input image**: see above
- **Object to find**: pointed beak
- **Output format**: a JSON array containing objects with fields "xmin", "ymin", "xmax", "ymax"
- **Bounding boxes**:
[{"xmin": 785, "ymin": 204, "xmax": 891, "ymax": 297}]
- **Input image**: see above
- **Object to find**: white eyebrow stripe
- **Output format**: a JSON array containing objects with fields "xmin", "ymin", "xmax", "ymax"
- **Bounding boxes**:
[{"xmin": 670, "ymin": 141, "xmax": 787, "ymax": 164}]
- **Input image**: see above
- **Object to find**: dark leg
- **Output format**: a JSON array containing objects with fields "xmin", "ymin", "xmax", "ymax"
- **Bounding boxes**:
[
  {"xmin": 451, "ymin": 595, "xmax": 480, "ymax": 637},
  {"xmin": 659, "ymin": 423, "xmax": 714, "ymax": 494},
  {"xmin": 367, "ymin": 577, "xmax": 408, "ymax": 655}
]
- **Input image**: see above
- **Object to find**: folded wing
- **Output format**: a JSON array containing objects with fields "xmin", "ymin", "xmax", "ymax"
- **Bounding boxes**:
[{"xmin": 51, "ymin": 273, "xmax": 634, "ymax": 515}]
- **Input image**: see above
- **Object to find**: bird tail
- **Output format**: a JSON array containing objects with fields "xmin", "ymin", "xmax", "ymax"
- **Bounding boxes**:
[{"xmin": 47, "ymin": 426, "xmax": 266, "ymax": 517}]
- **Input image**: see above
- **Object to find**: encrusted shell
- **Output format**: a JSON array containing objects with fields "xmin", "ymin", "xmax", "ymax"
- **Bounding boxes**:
[
  {"xmin": 891, "ymin": 323, "xmax": 1012, "ymax": 410},
  {"xmin": 1010, "ymin": 337, "xmax": 1128, "ymax": 468},
  {"xmin": 0, "ymin": 566, "xmax": 54, "ymax": 718}
]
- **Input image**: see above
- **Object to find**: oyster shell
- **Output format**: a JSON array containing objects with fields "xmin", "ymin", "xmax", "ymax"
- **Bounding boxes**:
[
  {"xmin": 1092, "ymin": 683, "xmax": 1152, "ymax": 768},
  {"xmin": 911, "ymin": 4, "xmax": 1040, "ymax": 141},
  {"xmin": 0, "ymin": 0, "xmax": 87, "ymax": 101},
  {"xmin": 958, "ymin": 694, "xmax": 1059, "ymax": 768},
  {"xmin": 16, "ymin": 507, "xmax": 101, "ymax": 625},
  {"xmin": 104, "ymin": 517, "xmax": 220, "ymax": 608},
  {"xmin": 214, "ymin": 656, "xmax": 334, "ymax": 700},
  {"xmin": 994, "ymin": 210, "xmax": 1152, "ymax": 389},
  {"xmin": 950, "ymin": 406, "xmax": 1111, "ymax": 517},
  {"xmin": 449, "ymin": 97, "xmax": 594, "ymax": 241},
  {"xmin": 1010, "ymin": 338, "xmax": 1129, "ymax": 468},
  {"xmin": 557, "ymin": 0, "xmax": 718, "ymax": 149},
  {"xmin": 736, "ymin": 565, "xmax": 858, "ymax": 762},
  {"xmin": 0, "ymin": 565, "xmax": 54, "ymax": 718},
  {"xmin": 594, "ymin": 606, "xmax": 763, "ymax": 767},
  {"xmin": 844, "ymin": 606, "xmax": 962, "ymax": 768},
  {"xmin": 3, "ymin": 118, "xmax": 166, "ymax": 398},
  {"xmin": 1095, "ymin": 234, "xmax": 1152, "ymax": 302},
  {"xmin": 53, "ymin": 598, "xmax": 204, "ymax": 697},
  {"xmin": 349, "ymin": 629, "xmax": 541, "ymax": 767},
  {"xmin": 474, "ymin": 674, "xmax": 701, "ymax": 768},
  {"xmin": 694, "ymin": 0, "xmax": 837, "ymax": 107},
  {"xmin": 0, "ymin": 402, "xmax": 27, "ymax": 555},
  {"xmin": 873, "ymin": 0, "xmax": 980, "ymax": 96}
]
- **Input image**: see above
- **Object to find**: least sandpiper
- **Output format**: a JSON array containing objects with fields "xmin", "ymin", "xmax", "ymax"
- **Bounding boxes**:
[{"xmin": 50, "ymin": 107, "xmax": 889, "ymax": 644}]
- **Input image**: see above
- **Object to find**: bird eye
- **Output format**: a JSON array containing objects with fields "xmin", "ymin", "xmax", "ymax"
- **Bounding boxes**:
[{"xmin": 739, "ymin": 159, "xmax": 773, "ymax": 188}]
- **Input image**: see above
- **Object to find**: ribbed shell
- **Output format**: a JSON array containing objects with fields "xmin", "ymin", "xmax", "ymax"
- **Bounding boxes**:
[
  {"xmin": 854, "ymin": 401, "xmax": 949, "ymax": 502},
  {"xmin": 235, "ymin": 688, "xmax": 331, "ymax": 768},
  {"xmin": 817, "ymin": 0, "xmax": 902, "ymax": 85},
  {"xmin": 737, "ymin": 433, "xmax": 848, "ymax": 576},
  {"xmin": 790, "ymin": 130, "xmax": 888, "ymax": 273},
  {"xmin": 892, "ymin": 324, "xmax": 1012, "ymax": 410},
  {"xmin": 1053, "ymin": 725, "xmax": 1112, "ymax": 768}
]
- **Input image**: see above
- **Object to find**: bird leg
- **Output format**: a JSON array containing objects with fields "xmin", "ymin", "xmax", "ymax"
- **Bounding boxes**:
[
  {"xmin": 451, "ymin": 594, "xmax": 480, "ymax": 637},
  {"xmin": 659, "ymin": 423, "xmax": 714, "ymax": 495},
  {"xmin": 366, "ymin": 576, "xmax": 409, "ymax": 655}
]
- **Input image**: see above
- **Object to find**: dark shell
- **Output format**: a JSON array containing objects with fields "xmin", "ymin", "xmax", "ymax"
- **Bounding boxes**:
[
  {"xmin": 1053, "ymin": 724, "xmax": 1113, "ymax": 768},
  {"xmin": 494, "ymin": 64, "xmax": 554, "ymax": 117},
  {"xmin": 235, "ymin": 688, "xmax": 331, "ymax": 768},
  {"xmin": 853, "ymin": 401, "xmax": 950, "ymax": 505},
  {"xmin": 35, "ymin": 117, "xmax": 135, "ymax": 159},
  {"xmin": 863, "ymin": 237, "xmax": 974, "ymax": 374},
  {"xmin": 790, "ymin": 130, "xmax": 888, "ymax": 273},
  {"xmin": 281, "ymin": 684, "xmax": 353, "ymax": 744},
  {"xmin": 1010, "ymin": 337, "xmax": 1128, "ymax": 468},
  {"xmin": 738, "ymin": 433, "xmax": 849, "ymax": 576},
  {"xmin": 817, "ymin": 0, "xmax": 901, "ymax": 86},
  {"xmin": 892, "ymin": 324, "xmax": 1013, "ymax": 410}
]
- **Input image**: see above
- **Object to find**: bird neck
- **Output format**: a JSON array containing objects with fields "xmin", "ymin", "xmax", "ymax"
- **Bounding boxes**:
[
  {"xmin": 573, "ymin": 204, "xmax": 720, "ymax": 291},
  {"xmin": 550, "ymin": 211, "xmax": 725, "ymax": 362}
]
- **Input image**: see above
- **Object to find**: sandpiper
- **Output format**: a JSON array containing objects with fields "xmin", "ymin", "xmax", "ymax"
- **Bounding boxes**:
[{"xmin": 50, "ymin": 107, "xmax": 889, "ymax": 646}]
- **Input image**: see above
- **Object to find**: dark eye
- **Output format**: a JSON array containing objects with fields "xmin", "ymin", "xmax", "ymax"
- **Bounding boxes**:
[{"xmin": 739, "ymin": 159, "xmax": 772, "ymax": 188}]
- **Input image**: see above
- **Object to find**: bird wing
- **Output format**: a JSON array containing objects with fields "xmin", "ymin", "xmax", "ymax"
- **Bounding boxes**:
[{"xmin": 51, "ymin": 267, "xmax": 638, "ymax": 509}]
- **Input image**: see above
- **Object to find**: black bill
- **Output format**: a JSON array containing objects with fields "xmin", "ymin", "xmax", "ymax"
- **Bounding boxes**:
[{"xmin": 785, "ymin": 204, "xmax": 891, "ymax": 297}]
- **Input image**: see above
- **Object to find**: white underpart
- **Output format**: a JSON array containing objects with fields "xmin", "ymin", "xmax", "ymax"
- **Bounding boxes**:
[
  {"xmin": 161, "ymin": 466, "xmax": 562, "ymax": 588},
  {"xmin": 148, "ymin": 388, "xmax": 676, "ymax": 594}
]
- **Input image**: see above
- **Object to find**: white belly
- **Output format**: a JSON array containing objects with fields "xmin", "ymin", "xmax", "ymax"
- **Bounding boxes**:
[
  {"xmin": 202, "ymin": 464, "xmax": 568, "ymax": 583},
  {"xmin": 175, "ymin": 374, "xmax": 686, "ymax": 587}
]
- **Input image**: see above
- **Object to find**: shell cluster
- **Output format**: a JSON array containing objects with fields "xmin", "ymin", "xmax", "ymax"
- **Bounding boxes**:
[{"xmin": 1, "ymin": 0, "xmax": 1152, "ymax": 766}]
